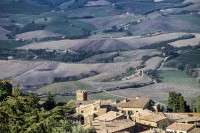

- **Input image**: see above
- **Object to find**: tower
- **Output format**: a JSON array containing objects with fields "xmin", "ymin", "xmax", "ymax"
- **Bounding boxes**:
[{"xmin": 76, "ymin": 90, "xmax": 87, "ymax": 101}]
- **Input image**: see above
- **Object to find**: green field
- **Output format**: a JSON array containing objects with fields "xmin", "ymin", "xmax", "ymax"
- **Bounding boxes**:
[
  {"xmin": 0, "ymin": 40, "xmax": 30, "ymax": 49},
  {"xmin": 54, "ymin": 92, "xmax": 122, "ymax": 103},
  {"xmin": 9, "ymin": 13, "xmax": 96, "ymax": 38},
  {"xmin": 35, "ymin": 81, "xmax": 94, "ymax": 94},
  {"xmin": 164, "ymin": 50, "xmax": 200, "ymax": 68},
  {"xmin": 159, "ymin": 70, "xmax": 200, "ymax": 88},
  {"xmin": 175, "ymin": 14, "xmax": 200, "ymax": 25}
]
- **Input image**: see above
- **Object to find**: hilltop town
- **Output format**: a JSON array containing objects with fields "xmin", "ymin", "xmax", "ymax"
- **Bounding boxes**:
[
  {"xmin": 0, "ymin": 0, "xmax": 200, "ymax": 132},
  {"xmin": 1, "ymin": 80, "xmax": 200, "ymax": 133},
  {"xmin": 73, "ymin": 90, "xmax": 200, "ymax": 133}
]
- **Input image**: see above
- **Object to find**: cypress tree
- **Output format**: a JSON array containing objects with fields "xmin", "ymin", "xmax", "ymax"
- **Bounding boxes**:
[
  {"xmin": 179, "ymin": 96, "xmax": 185, "ymax": 112},
  {"xmin": 44, "ymin": 91, "xmax": 56, "ymax": 110},
  {"xmin": 197, "ymin": 96, "xmax": 200, "ymax": 113}
]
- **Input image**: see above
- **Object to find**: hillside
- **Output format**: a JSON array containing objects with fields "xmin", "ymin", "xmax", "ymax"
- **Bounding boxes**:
[
  {"xmin": 0, "ymin": 0, "xmax": 199, "ymax": 104},
  {"xmin": 19, "ymin": 32, "xmax": 199, "ymax": 51}
]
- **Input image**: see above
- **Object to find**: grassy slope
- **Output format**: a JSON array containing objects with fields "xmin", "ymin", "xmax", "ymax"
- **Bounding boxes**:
[
  {"xmin": 35, "ymin": 81, "xmax": 94, "ymax": 93},
  {"xmin": 175, "ymin": 14, "xmax": 200, "ymax": 25},
  {"xmin": 9, "ymin": 13, "xmax": 96, "ymax": 37},
  {"xmin": 0, "ymin": 40, "xmax": 30, "ymax": 49},
  {"xmin": 159, "ymin": 70, "xmax": 200, "ymax": 102},
  {"xmin": 160, "ymin": 70, "xmax": 200, "ymax": 86},
  {"xmin": 0, "ymin": 2, "xmax": 51, "ymax": 14},
  {"xmin": 55, "ymin": 92, "xmax": 122, "ymax": 103},
  {"xmin": 164, "ymin": 50, "xmax": 200, "ymax": 67}
]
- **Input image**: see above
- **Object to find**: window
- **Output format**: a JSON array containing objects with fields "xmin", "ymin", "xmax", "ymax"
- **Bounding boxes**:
[
  {"xmin": 81, "ymin": 110, "xmax": 84, "ymax": 113},
  {"xmin": 94, "ymin": 107, "xmax": 97, "ymax": 111},
  {"xmin": 128, "ymin": 111, "xmax": 132, "ymax": 115}
]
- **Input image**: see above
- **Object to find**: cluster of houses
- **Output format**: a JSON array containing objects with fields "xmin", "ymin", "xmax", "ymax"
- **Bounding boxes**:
[{"xmin": 74, "ymin": 90, "xmax": 200, "ymax": 133}]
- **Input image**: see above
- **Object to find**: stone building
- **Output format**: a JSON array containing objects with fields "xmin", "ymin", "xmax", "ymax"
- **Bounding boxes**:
[
  {"xmin": 132, "ymin": 110, "xmax": 170, "ymax": 130},
  {"xmin": 116, "ymin": 97, "xmax": 159, "ymax": 118},
  {"xmin": 76, "ymin": 90, "xmax": 87, "ymax": 101}
]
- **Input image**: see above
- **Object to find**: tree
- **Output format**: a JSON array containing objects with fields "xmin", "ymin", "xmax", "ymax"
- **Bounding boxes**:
[
  {"xmin": 44, "ymin": 91, "xmax": 56, "ymax": 110},
  {"xmin": 167, "ymin": 91, "xmax": 190, "ymax": 112},
  {"xmin": 12, "ymin": 83, "xmax": 22, "ymax": 97},
  {"xmin": 126, "ymin": 67, "xmax": 135, "ymax": 75},
  {"xmin": 185, "ymin": 64, "xmax": 191, "ymax": 75},
  {"xmin": 197, "ymin": 96, "xmax": 200, "ymax": 113},
  {"xmin": 0, "ymin": 80, "xmax": 12, "ymax": 101},
  {"xmin": 176, "ymin": 63, "xmax": 184, "ymax": 71},
  {"xmin": 179, "ymin": 96, "xmax": 185, "ymax": 112}
]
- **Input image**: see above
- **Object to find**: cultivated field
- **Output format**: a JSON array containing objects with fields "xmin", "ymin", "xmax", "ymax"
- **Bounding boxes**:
[
  {"xmin": 169, "ymin": 33, "xmax": 200, "ymax": 47},
  {"xmin": 35, "ymin": 81, "xmax": 94, "ymax": 94},
  {"xmin": 64, "ymin": 6, "xmax": 120, "ymax": 18},
  {"xmin": 164, "ymin": 49, "xmax": 200, "ymax": 67},
  {"xmin": 15, "ymin": 30, "xmax": 62, "ymax": 40},
  {"xmin": 113, "ymin": 49, "xmax": 161, "ymax": 62},
  {"xmin": 144, "ymin": 56, "xmax": 164, "ymax": 70},
  {"xmin": 0, "ymin": 26, "xmax": 10, "ymax": 39},
  {"xmin": 108, "ymin": 70, "xmax": 200, "ymax": 102},
  {"xmin": 129, "ymin": 15, "xmax": 200, "ymax": 35},
  {"xmin": 0, "ymin": 48, "xmax": 163, "ymax": 92},
  {"xmin": 81, "ymin": 14, "xmax": 142, "ymax": 29},
  {"xmin": 0, "ymin": 59, "xmax": 141, "ymax": 90},
  {"xmin": 84, "ymin": 0, "xmax": 111, "ymax": 7},
  {"xmin": 19, "ymin": 32, "xmax": 193, "ymax": 51}
]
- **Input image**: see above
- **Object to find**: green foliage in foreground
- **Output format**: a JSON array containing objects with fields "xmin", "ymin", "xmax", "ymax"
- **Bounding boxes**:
[
  {"xmin": 0, "ymin": 80, "xmax": 12, "ymax": 100},
  {"xmin": 0, "ymin": 81, "xmax": 95, "ymax": 133},
  {"xmin": 167, "ymin": 91, "xmax": 190, "ymax": 112}
]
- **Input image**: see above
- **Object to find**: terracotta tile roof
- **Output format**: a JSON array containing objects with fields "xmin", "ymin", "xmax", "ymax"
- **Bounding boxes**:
[
  {"xmin": 167, "ymin": 123, "xmax": 195, "ymax": 131},
  {"xmin": 92, "ymin": 119, "xmax": 135, "ymax": 133},
  {"xmin": 95, "ymin": 111, "xmax": 124, "ymax": 121},
  {"xmin": 132, "ymin": 109, "xmax": 155, "ymax": 118},
  {"xmin": 100, "ymin": 99, "xmax": 118, "ymax": 106},
  {"xmin": 76, "ymin": 100, "xmax": 98, "ymax": 107},
  {"xmin": 140, "ymin": 128, "xmax": 165, "ymax": 133},
  {"xmin": 189, "ymin": 128, "xmax": 200, "ymax": 133},
  {"xmin": 117, "ymin": 98, "xmax": 151, "ymax": 108},
  {"xmin": 139, "ymin": 113, "xmax": 167, "ymax": 122},
  {"xmin": 165, "ymin": 113, "xmax": 200, "ymax": 123}
]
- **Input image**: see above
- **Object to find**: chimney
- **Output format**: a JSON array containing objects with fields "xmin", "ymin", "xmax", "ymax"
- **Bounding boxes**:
[{"xmin": 124, "ymin": 98, "xmax": 128, "ymax": 102}]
